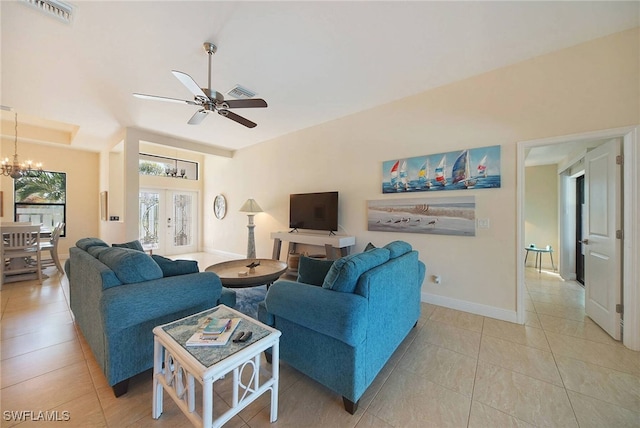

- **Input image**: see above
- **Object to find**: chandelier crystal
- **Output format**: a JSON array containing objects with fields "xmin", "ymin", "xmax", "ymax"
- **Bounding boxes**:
[{"xmin": 1, "ymin": 110, "xmax": 43, "ymax": 179}]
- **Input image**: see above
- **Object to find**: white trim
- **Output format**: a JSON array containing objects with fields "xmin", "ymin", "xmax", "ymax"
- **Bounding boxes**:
[
  {"xmin": 422, "ymin": 292, "xmax": 517, "ymax": 324},
  {"xmin": 622, "ymin": 128, "xmax": 639, "ymax": 350},
  {"xmin": 201, "ymin": 248, "xmax": 245, "ymax": 260},
  {"xmin": 558, "ymin": 148, "xmax": 587, "ymax": 175},
  {"xmin": 516, "ymin": 142, "xmax": 527, "ymax": 324},
  {"xmin": 517, "ymin": 126, "xmax": 639, "ymax": 351}
]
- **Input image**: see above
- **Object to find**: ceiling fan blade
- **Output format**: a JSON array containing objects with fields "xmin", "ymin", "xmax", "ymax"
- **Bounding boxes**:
[
  {"xmin": 218, "ymin": 110, "xmax": 257, "ymax": 128},
  {"xmin": 133, "ymin": 93, "xmax": 197, "ymax": 105},
  {"xmin": 188, "ymin": 109, "xmax": 209, "ymax": 125},
  {"xmin": 224, "ymin": 99, "xmax": 268, "ymax": 109},
  {"xmin": 172, "ymin": 70, "xmax": 208, "ymax": 99}
]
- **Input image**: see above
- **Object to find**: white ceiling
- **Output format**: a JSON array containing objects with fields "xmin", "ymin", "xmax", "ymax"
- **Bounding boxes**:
[
  {"xmin": 1, "ymin": 1, "xmax": 638, "ymax": 154},
  {"xmin": 525, "ymin": 139, "xmax": 610, "ymax": 167}
]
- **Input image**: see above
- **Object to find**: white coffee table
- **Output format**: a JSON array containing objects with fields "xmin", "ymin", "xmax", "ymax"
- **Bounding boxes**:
[{"xmin": 152, "ymin": 305, "xmax": 281, "ymax": 428}]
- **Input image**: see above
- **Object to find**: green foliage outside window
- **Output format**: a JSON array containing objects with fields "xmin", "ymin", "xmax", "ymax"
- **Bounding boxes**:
[
  {"xmin": 14, "ymin": 171, "xmax": 66, "ymax": 236},
  {"xmin": 15, "ymin": 171, "xmax": 66, "ymax": 203},
  {"xmin": 139, "ymin": 160, "xmax": 167, "ymax": 176}
]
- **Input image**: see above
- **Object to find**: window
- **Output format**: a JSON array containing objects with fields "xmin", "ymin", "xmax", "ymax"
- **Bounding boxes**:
[
  {"xmin": 139, "ymin": 153, "xmax": 198, "ymax": 180},
  {"xmin": 14, "ymin": 171, "xmax": 66, "ymax": 236}
]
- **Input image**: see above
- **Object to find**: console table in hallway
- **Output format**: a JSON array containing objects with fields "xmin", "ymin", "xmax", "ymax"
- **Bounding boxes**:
[
  {"xmin": 270, "ymin": 231, "xmax": 356, "ymax": 261},
  {"xmin": 524, "ymin": 245, "xmax": 556, "ymax": 273}
]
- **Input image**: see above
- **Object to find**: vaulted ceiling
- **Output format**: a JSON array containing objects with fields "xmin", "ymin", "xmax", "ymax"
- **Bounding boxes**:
[{"xmin": 1, "ymin": 1, "xmax": 638, "ymax": 153}]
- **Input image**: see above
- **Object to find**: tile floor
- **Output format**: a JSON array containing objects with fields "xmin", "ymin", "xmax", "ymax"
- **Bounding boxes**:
[{"xmin": 1, "ymin": 258, "xmax": 638, "ymax": 427}]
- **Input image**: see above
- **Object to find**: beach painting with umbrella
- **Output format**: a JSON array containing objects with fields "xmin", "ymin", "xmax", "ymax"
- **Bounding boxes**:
[
  {"xmin": 382, "ymin": 145, "xmax": 500, "ymax": 194},
  {"xmin": 367, "ymin": 196, "xmax": 475, "ymax": 236}
]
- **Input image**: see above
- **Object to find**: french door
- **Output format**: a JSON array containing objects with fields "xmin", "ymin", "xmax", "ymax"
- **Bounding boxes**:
[{"xmin": 139, "ymin": 189, "xmax": 198, "ymax": 255}]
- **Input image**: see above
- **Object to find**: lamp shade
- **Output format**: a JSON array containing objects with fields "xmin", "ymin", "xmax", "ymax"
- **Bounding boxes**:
[{"xmin": 239, "ymin": 198, "xmax": 263, "ymax": 214}]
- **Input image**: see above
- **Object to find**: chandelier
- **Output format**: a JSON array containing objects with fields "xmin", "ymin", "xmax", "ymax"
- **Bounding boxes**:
[{"xmin": 1, "ymin": 110, "xmax": 43, "ymax": 179}]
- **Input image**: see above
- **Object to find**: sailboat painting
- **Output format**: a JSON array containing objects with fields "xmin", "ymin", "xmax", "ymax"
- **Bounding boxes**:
[
  {"xmin": 434, "ymin": 156, "xmax": 447, "ymax": 187},
  {"xmin": 417, "ymin": 160, "xmax": 432, "ymax": 190},
  {"xmin": 382, "ymin": 145, "xmax": 500, "ymax": 193},
  {"xmin": 368, "ymin": 196, "xmax": 476, "ymax": 236}
]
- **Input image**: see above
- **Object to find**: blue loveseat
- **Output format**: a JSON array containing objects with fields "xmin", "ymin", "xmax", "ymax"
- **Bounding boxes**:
[
  {"xmin": 66, "ymin": 238, "xmax": 236, "ymax": 396},
  {"xmin": 258, "ymin": 241, "xmax": 425, "ymax": 413}
]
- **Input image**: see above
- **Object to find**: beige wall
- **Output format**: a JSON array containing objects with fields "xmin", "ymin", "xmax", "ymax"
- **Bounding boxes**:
[
  {"xmin": 525, "ymin": 165, "xmax": 559, "ymax": 268},
  {"xmin": 204, "ymin": 28, "xmax": 639, "ymax": 319},
  {"xmin": 1, "ymin": 141, "xmax": 99, "ymax": 261}
]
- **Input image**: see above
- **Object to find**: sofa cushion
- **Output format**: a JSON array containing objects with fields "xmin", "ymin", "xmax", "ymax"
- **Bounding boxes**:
[
  {"xmin": 297, "ymin": 256, "xmax": 334, "ymax": 286},
  {"xmin": 87, "ymin": 245, "xmax": 109, "ymax": 259},
  {"xmin": 97, "ymin": 247, "xmax": 163, "ymax": 284},
  {"xmin": 384, "ymin": 241, "xmax": 412, "ymax": 258},
  {"xmin": 112, "ymin": 240, "xmax": 145, "ymax": 252},
  {"xmin": 76, "ymin": 237, "xmax": 109, "ymax": 251},
  {"xmin": 322, "ymin": 248, "xmax": 390, "ymax": 293},
  {"xmin": 151, "ymin": 255, "xmax": 199, "ymax": 277},
  {"xmin": 364, "ymin": 242, "xmax": 377, "ymax": 251}
]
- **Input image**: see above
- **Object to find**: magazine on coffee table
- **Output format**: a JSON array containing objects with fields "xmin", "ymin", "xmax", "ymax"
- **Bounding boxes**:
[{"xmin": 186, "ymin": 317, "xmax": 241, "ymax": 347}]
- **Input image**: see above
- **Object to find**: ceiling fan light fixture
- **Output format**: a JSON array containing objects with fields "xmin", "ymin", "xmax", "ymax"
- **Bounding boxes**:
[
  {"xmin": 227, "ymin": 85, "xmax": 257, "ymax": 100},
  {"xmin": 133, "ymin": 42, "xmax": 267, "ymax": 128}
]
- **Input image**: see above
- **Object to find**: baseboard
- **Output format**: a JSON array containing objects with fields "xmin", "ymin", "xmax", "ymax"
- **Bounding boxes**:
[
  {"xmin": 421, "ymin": 292, "xmax": 518, "ymax": 324},
  {"xmin": 202, "ymin": 247, "xmax": 245, "ymax": 259}
]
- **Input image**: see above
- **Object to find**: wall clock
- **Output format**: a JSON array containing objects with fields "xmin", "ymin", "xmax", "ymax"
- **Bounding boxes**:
[{"xmin": 213, "ymin": 194, "xmax": 227, "ymax": 219}]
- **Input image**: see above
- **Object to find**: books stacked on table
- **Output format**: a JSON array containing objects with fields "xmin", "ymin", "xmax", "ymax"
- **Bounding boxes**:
[{"xmin": 186, "ymin": 317, "xmax": 241, "ymax": 347}]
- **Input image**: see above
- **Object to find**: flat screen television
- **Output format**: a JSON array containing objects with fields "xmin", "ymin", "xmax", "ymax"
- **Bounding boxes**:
[{"xmin": 289, "ymin": 191, "xmax": 339, "ymax": 233}]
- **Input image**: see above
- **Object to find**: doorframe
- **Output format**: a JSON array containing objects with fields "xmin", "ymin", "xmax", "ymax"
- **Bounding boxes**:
[{"xmin": 516, "ymin": 125, "xmax": 639, "ymax": 350}]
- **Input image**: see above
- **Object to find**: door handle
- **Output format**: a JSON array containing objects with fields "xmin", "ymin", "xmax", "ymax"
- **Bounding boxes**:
[{"xmin": 579, "ymin": 239, "xmax": 589, "ymax": 245}]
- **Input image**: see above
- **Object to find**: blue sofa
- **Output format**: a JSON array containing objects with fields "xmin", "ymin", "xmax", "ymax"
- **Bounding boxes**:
[
  {"xmin": 66, "ymin": 238, "xmax": 236, "ymax": 396},
  {"xmin": 258, "ymin": 241, "xmax": 425, "ymax": 413}
]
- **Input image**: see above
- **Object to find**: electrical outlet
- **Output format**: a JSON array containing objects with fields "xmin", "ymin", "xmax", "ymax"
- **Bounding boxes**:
[
  {"xmin": 432, "ymin": 275, "xmax": 441, "ymax": 284},
  {"xmin": 477, "ymin": 218, "xmax": 490, "ymax": 229}
]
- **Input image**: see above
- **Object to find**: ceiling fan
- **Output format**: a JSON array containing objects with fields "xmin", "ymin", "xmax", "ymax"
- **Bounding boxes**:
[{"xmin": 133, "ymin": 42, "xmax": 267, "ymax": 128}]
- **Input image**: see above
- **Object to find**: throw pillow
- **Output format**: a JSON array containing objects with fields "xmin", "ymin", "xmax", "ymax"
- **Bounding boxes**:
[
  {"xmin": 98, "ymin": 247, "xmax": 163, "ymax": 284},
  {"xmin": 364, "ymin": 242, "xmax": 377, "ymax": 252},
  {"xmin": 322, "ymin": 247, "xmax": 390, "ymax": 293},
  {"xmin": 76, "ymin": 237, "xmax": 109, "ymax": 251},
  {"xmin": 112, "ymin": 240, "xmax": 145, "ymax": 252},
  {"xmin": 384, "ymin": 241, "xmax": 412, "ymax": 258},
  {"xmin": 151, "ymin": 255, "xmax": 199, "ymax": 277},
  {"xmin": 297, "ymin": 256, "xmax": 334, "ymax": 286}
]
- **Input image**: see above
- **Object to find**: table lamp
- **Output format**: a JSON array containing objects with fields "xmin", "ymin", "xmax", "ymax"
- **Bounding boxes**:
[{"xmin": 239, "ymin": 198, "xmax": 263, "ymax": 258}]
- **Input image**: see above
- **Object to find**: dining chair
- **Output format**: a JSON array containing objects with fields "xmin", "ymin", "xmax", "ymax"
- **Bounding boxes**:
[
  {"xmin": 2, "ymin": 225, "xmax": 42, "ymax": 283},
  {"xmin": 40, "ymin": 222, "xmax": 65, "ymax": 273}
]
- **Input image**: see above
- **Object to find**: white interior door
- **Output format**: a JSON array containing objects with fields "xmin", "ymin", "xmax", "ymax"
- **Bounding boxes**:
[
  {"xmin": 584, "ymin": 139, "xmax": 622, "ymax": 340},
  {"xmin": 139, "ymin": 189, "xmax": 198, "ymax": 256}
]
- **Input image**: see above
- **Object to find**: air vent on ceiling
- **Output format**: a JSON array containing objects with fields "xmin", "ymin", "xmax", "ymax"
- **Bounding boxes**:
[
  {"xmin": 19, "ymin": 0, "xmax": 74, "ymax": 24},
  {"xmin": 226, "ymin": 85, "xmax": 257, "ymax": 100}
]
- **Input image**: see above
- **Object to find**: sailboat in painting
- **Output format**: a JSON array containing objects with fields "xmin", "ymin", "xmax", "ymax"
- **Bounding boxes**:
[
  {"xmin": 417, "ymin": 160, "xmax": 432, "ymax": 189},
  {"xmin": 399, "ymin": 161, "xmax": 410, "ymax": 191},
  {"xmin": 389, "ymin": 160, "xmax": 400, "ymax": 190},
  {"xmin": 435, "ymin": 156, "xmax": 447, "ymax": 186},
  {"xmin": 477, "ymin": 155, "xmax": 488, "ymax": 178},
  {"xmin": 452, "ymin": 150, "xmax": 477, "ymax": 188}
]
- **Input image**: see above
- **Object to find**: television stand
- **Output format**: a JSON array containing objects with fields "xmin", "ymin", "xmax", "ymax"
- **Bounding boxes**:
[
  {"xmin": 271, "ymin": 231, "xmax": 355, "ymax": 261},
  {"xmin": 289, "ymin": 228, "xmax": 335, "ymax": 236}
]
